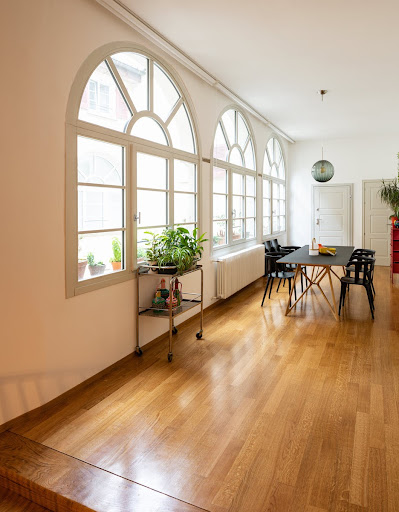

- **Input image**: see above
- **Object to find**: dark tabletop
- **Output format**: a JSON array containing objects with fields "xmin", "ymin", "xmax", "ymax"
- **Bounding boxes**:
[{"xmin": 277, "ymin": 245, "xmax": 355, "ymax": 266}]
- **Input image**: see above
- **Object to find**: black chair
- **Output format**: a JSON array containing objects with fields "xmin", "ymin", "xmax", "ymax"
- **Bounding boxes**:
[
  {"xmin": 262, "ymin": 252, "xmax": 297, "ymax": 307},
  {"xmin": 347, "ymin": 248, "xmax": 376, "ymax": 296},
  {"xmin": 339, "ymin": 256, "xmax": 375, "ymax": 319}
]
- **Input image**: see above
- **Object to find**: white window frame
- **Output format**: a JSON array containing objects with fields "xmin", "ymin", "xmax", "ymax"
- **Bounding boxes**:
[
  {"xmin": 262, "ymin": 136, "xmax": 286, "ymax": 240},
  {"xmin": 66, "ymin": 44, "xmax": 200, "ymax": 298},
  {"xmin": 212, "ymin": 107, "xmax": 257, "ymax": 252}
]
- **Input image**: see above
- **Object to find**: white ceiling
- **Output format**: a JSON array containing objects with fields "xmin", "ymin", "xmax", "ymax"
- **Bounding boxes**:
[{"xmin": 119, "ymin": 0, "xmax": 399, "ymax": 142}]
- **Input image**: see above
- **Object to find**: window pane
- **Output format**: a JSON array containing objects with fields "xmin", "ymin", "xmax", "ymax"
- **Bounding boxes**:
[
  {"xmin": 274, "ymin": 139, "xmax": 282, "ymax": 164},
  {"xmin": 271, "ymin": 164, "xmax": 278, "ymax": 178},
  {"xmin": 79, "ymin": 61, "xmax": 132, "ymax": 132},
  {"xmin": 267, "ymin": 139, "xmax": 274, "ymax": 162},
  {"xmin": 111, "ymin": 52, "xmax": 148, "ymax": 112},
  {"xmin": 233, "ymin": 195, "xmax": 243, "ymax": 218},
  {"xmin": 78, "ymin": 137, "xmax": 124, "ymax": 186},
  {"xmin": 78, "ymin": 186, "xmax": 123, "ymax": 231},
  {"xmin": 244, "ymin": 140, "xmax": 255, "ymax": 170},
  {"xmin": 213, "ymin": 221, "xmax": 227, "ymax": 246},
  {"xmin": 233, "ymin": 173, "xmax": 244, "ymax": 195},
  {"xmin": 222, "ymin": 110, "xmax": 235, "ymax": 146},
  {"xmin": 230, "ymin": 147, "xmax": 243, "ymax": 166},
  {"xmin": 213, "ymin": 194, "xmax": 227, "ymax": 219},
  {"xmin": 174, "ymin": 193, "xmax": 196, "ymax": 224},
  {"xmin": 263, "ymin": 217, "xmax": 271, "ymax": 237},
  {"xmin": 131, "ymin": 117, "xmax": 168, "ymax": 145},
  {"xmin": 214, "ymin": 123, "xmax": 229, "ymax": 160},
  {"xmin": 263, "ymin": 179, "xmax": 271, "ymax": 198},
  {"xmin": 263, "ymin": 152, "xmax": 272, "ymax": 175},
  {"xmin": 138, "ymin": 190, "xmax": 167, "ymax": 226},
  {"xmin": 233, "ymin": 219, "xmax": 244, "ymax": 240},
  {"xmin": 273, "ymin": 182, "xmax": 279, "ymax": 200},
  {"xmin": 137, "ymin": 152, "xmax": 167, "ymax": 190},
  {"xmin": 246, "ymin": 197, "xmax": 255, "ymax": 217},
  {"xmin": 273, "ymin": 216, "xmax": 279, "ymax": 232},
  {"xmin": 214, "ymin": 167, "xmax": 227, "ymax": 194},
  {"xmin": 78, "ymin": 231, "xmax": 124, "ymax": 281},
  {"xmin": 153, "ymin": 63, "xmax": 180, "ymax": 121},
  {"xmin": 246, "ymin": 175, "xmax": 255, "ymax": 196},
  {"xmin": 280, "ymin": 184, "xmax": 285, "ymax": 199},
  {"xmin": 280, "ymin": 200, "xmax": 286, "ymax": 216},
  {"xmin": 280, "ymin": 216, "xmax": 286, "ymax": 231},
  {"xmin": 175, "ymin": 160, "xmax": 195, "ymax": 192},
  {"xmin": 237, "ymin": 113, "xmax": 249, "ymax": 148},
  {"xmin": 168, "ymin": 103, "xmax": 195, "ymax": 153},
  {"xmin": 263, "ymin": 198, "xmax": 270, "ymax": 215},
  {"xmin": 246, "ymin": 218, "xmax": 255, "ymax": 239},
  {"xmin": 273, "ymin": 199, "xmax": 278, "ymax": 216},
  {"xmin": 279, "ymin": 159, "xmax": 285, "ymax": 179}
]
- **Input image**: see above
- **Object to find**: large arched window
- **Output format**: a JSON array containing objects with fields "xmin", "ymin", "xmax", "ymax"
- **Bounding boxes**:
[
  {"xmin": 66, "ymin": 48, "xmax": 199, "ymax": 296},
  {"xmin": 212, "ymin": 108, "xmax": 256, "ymax": 249},
  {"xmin": 263, "ymin": 137, "xmax": 285, "ymax": 237}
]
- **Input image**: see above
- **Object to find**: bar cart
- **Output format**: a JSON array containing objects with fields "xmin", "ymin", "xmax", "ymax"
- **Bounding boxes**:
[{"xmin": 136, "ymin": 265, "xmax": 204, "ymax": 362}]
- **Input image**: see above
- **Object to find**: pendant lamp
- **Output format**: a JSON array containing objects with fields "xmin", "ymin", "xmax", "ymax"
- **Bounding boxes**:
[{"xmin": 312, "ymin": 90, "xmax": 334, "ymax": 183}]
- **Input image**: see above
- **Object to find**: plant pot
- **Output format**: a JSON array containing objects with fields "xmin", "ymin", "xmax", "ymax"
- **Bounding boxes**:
[
  {"xmin": 158, "ymin": 263, "xmax": 177, "ymax": 275},
  {"xmin": 78, "ymin": 259, "xmax": 87, "ymax": 280},
  {"xmin": 88, "ymin": 264, "xmax": 106, "ymax": 277},
  {"xmin": 111, "ymin": 261, "xmax": 121, "ymax": 271}
]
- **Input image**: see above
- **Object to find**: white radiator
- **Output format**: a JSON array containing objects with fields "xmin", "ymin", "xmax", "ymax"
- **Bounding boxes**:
[{"xmin": 216, "ymin": 244, "xmax": 265, "ymax": 299}]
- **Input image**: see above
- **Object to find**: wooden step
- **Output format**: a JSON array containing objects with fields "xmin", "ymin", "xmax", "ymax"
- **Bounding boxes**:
[
  {"xmin": 0, "ymin": 431, "xmax": 208, "ymax": 512},
  {"xmin": 0, "ymin": 485, "xmax": 49, "ymax": 511}
]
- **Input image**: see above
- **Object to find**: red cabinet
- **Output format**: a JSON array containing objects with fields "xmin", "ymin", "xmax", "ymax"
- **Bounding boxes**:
[{"xmin": 391, "ymin": 227, "xmax": 399, "ymax": 282}]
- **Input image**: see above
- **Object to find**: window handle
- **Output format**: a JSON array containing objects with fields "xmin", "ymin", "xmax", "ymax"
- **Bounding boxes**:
[{"xmin": 134, "ymin": 212, "xmax": 141, "ymax": 224}]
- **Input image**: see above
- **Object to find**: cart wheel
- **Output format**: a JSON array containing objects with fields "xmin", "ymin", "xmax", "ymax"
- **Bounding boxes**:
[
  {"xmin": 135, "ymin": 347, "xmax": 143, "ymax": 356},
  {"xmin": 172, "ymin": 326, "xmax": 178, "ymax": 335},
  {"xmin": 168, "ymin": 352, "xmax": 173, "ymax": 362},
  {"xmin": 196, "ymin": 331, "xmax": 203, "ymax": 339}
]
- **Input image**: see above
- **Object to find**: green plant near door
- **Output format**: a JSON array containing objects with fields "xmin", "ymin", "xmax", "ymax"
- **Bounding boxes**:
[{"xmin": 378, "ymin": 153, "xmax": 399, "ymax": 222}]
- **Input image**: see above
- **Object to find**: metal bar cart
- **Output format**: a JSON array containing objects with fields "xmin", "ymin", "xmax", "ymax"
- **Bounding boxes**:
[{"xmin": 135, "ymin": 265, "xmax": 203, "ymax": 362}]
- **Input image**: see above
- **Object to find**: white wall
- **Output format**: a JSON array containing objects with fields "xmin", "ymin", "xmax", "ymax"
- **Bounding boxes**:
[
  {"xmin": 288, "ymin": 136, "xmax": 398, "ymax": 248},
  {"xmin": 0, "ymin": 0, "xmax": 288, "ymax": 424}
]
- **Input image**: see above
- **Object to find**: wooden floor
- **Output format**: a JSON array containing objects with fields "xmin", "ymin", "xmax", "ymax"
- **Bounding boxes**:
[{"xmin": 1, "ymin": 267, "xmax": 399, "ymax": 511}]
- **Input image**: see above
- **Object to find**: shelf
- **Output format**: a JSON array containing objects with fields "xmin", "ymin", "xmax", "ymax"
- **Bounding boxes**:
[
  {"xmin": 139, "ymin": 298, "xmax": 201, "ymax": 319},
  {"xmin": 137, "ymin": 264, "xmax": 202, "ymax": 278}
]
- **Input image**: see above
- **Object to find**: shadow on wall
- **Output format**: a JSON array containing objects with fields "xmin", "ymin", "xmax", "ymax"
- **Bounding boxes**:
[{"xmin": 0, "ymin": 369, "xmax": 96, "ymax": 425}]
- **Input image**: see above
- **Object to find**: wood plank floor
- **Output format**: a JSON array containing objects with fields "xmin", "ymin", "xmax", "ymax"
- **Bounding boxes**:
[{"xmin": 3, "ymin": 267, "xmax": 399, "ymax": 511}]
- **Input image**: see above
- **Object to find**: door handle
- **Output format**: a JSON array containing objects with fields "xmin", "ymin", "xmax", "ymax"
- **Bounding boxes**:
[
  {"xmin": 134, "ymin": 212, "xmax": 141, "ymax": 224},
  {"xmin": 316, "ymin": 218, "xmax": 320, "ymax": 225}
]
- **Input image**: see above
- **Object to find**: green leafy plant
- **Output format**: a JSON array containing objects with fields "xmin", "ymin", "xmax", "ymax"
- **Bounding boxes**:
[
  {"xmin": 142, "ymin": 227, "xmax": 208, "ymax": 273},
  {"xmin": 87, "ymin": 252, "xmax": 104, "ymax": 267},
  {"xmin": 110, "ymin": 237, "xmax": 122, "ymax": 263},
  {"xmin": 379, "ymin": 178, "xmax": 399, "ymax": 218}
]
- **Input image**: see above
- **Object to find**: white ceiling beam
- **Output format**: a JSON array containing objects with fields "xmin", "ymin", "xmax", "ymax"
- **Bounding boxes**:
[{"xmin": 95, "ymin": 0, "xmax": 295, "ymax": 144}]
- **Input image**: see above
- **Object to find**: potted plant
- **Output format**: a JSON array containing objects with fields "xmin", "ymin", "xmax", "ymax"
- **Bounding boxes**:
[
  {"xmin": 78, "ymin": 235, "xmax": 87, "ymax": 280},
  {"xmin": 87, "ymin": 252, "xmax": 106, "ymax": 276},
  {"xmin": 109, "ymin": 237, "xmax": 122, "ymax": 271},
  {"xmin": 379, "ymin": 178, "xmax": 399, "ymax": 225},
  {"xmin": 142, "ymin": 232, "xmax": 162, "ymax": 272},
  {"xmin": 143, "ymin": 227, "xmax": 207, "ymax": 274}
]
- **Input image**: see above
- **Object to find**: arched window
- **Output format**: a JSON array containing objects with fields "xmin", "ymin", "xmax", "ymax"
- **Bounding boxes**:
[
  {"xmin": 66, "ymin": 48, "xmax": 199, "ymax": 296},
  {"xmin": 212, "ymin": 108, "xmax": 256, "ymax": 248},
  {"xmin": 263, "ymin": 137, "xmax": 285, "ymax": 236}
]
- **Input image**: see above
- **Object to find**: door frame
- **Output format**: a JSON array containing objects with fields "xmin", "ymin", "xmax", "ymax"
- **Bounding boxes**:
[
  {"xmin": 362, "ymin": 179, "xmax": 391, "ymax": 250},
  {"xmin": 311, "ymin": 183, "xmax": 353, "ymax": 244}
]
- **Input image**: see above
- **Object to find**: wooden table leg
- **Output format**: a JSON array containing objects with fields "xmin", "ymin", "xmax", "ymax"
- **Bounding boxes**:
[
  {"xmin": 327, "ymin": 266, "xmax": 339, "ymax": 320},
  {"xmin": 285, "ymin": 265, "xmax": 300, "ymax": 316}
]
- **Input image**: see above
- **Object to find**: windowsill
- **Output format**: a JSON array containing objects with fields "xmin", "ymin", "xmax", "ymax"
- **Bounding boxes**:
[{"xmin": 211, "ymin": 238, "xmax": 259, "ymax": 260}]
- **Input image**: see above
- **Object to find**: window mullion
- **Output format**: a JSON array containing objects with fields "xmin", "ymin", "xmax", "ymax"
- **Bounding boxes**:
[
  {"xmin": 148, "ymin": 59, "xmax": 154, "ymax": 112},
  {"xmin": 169, "ymin": 158, "xmax": 174, "ymax": 227}
]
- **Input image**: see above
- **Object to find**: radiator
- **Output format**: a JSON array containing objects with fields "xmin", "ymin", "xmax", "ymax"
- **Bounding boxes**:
[{"xmin": 216, "ymin": 244, "xmax": 265, "ymax": 299}]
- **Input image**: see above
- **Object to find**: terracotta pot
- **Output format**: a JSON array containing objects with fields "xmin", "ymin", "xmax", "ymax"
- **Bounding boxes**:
[
  {"xmin": 88, "ymin": 264, "xmax": 105, "ymax": 276},
  {"xmin": 111, "ymin": 261, "xmax": 121, "ymax": 271},
  {"xmin": 78, "ymin": 260, "xmax": 87, "ymax": 280}
]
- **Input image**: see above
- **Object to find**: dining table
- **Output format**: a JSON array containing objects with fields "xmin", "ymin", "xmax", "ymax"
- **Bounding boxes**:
[{"xmin": 277, "ymin": 245, "xmax": 355, "ymax": 320}]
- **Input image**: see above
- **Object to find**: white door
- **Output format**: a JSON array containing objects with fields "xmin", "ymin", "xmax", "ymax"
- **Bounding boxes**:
[
  {"xmin": 363, "ymin": 180, "xmax": 391, "ymax": 266},
  {"xmin": 312, "ymin": 184, "xmax": 352, "ymax": 245}
]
